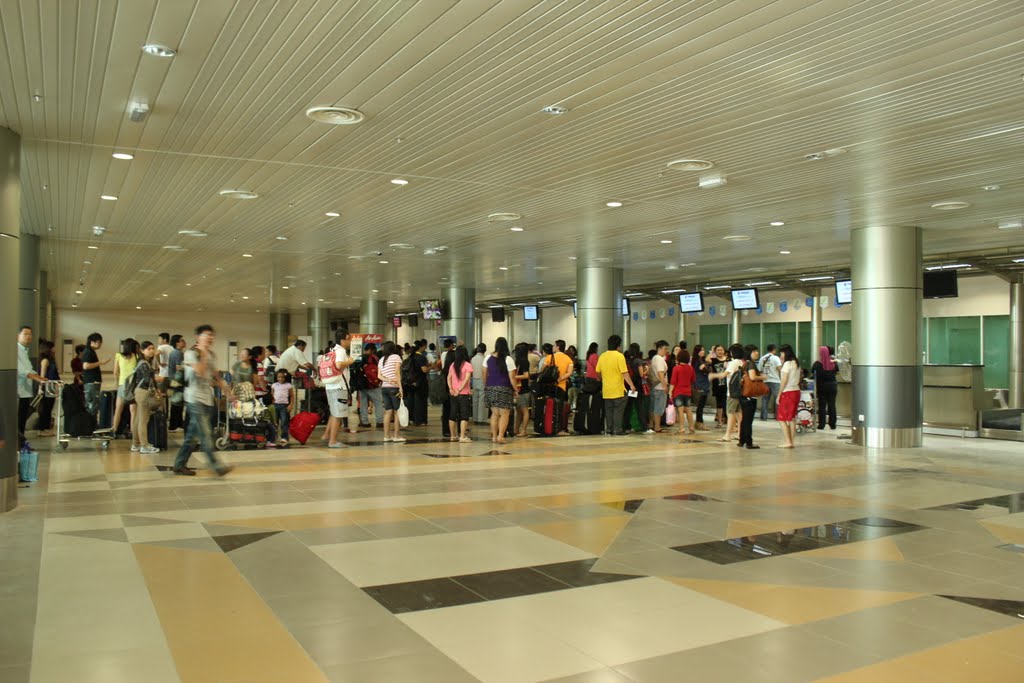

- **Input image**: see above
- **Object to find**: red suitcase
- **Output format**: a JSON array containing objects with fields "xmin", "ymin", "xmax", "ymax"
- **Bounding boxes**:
[{"xmin": 290, "ymin": 411, "xmax": 320, "ymax": 445}]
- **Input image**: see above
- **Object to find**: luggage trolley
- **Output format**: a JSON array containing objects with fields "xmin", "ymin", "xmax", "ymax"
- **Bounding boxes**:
[
  {"xmin": 795, "ymin": 377, "xmax": 816, "ymax": 434},
  {"xmin": 52, "ymin": 381, "xmax": 114, "ymax": 450}
]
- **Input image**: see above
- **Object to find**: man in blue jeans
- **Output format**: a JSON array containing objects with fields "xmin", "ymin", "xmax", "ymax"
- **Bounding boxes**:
[{"xmin": 173, "ymin": 324, "xmax": 233, "ymax": 477}]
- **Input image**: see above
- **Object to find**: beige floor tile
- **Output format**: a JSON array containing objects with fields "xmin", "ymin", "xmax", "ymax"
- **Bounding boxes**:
[
  {"xmin": 525, "ymin": 516, "xmax": 632, "ymax": 554},
  {"xmin": 125, "ymin": 522, "xmax": 209, "ymax": 543}
]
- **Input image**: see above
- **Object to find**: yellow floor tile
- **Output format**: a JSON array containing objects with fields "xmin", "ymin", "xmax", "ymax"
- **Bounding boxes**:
[
  {"xmin": 978, "ymin": 521, "xmax": 1024, "ymax": 544},
  {"xmin": 526, "ymin": 516, "xmax": 632, "ymax": 555},
  {"xmin": 726, "ymin": 519, "xmax": 824, "ymax": 538},
  {"xmin": 803, "ymin": 537, "xmax": 906, "ymax": 562},
  {"xmin": 133, "ymin": 544, "xmax": 328, "ymax": 683},
  {"xmin": 666, "ymin": 577, "xmax": 920, "ymax": 625}
]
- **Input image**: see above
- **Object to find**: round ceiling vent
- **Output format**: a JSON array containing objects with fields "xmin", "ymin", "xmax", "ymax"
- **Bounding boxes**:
[
  {"xmin": 666, "ymin": 159, "xmax": 714, "ymax": 172},
  {"xmin": 218, "ymin": 189, "xmax": 258, "ymax": 200},
  {"xmin": 488, "ymin": 212, "xmax": 521, "ymax": 222},
  {"xmin": 931, "ymin": 201, "xmax": 970, "ymax": 210},
  {"xmin": 542, "ymin": 105, "xmax": 568, "ymax": 115},
  {"xmin": 305, "ymin": 106, "xmax": 365, "ymax": 125}
]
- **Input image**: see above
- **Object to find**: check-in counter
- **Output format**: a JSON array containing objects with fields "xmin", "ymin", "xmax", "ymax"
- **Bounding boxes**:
[
  {"xmin": 923, "ymin": 365, "xmax": 987, "ymax": 430},
  {"xmin": 833, "ymin": 365, "xmax": 986, "ymax": 431}
]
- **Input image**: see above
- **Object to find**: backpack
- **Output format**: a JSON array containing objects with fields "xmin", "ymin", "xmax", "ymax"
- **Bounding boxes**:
[
  {"xmin": 124, "ymin": 363, "xmax": 142, "ymax": 404},
  {"xmin": 400, "ymin": 356, "xmax": 420, "ymax": 387},
  {"xmin": 364, "ymin": 356, "xmax": 381, "ymax": 388},
  {"xmin": 728, "ymin": 365, "xmax": 744, "ymax": 398},
  {"xmin": 349, "ymin": 359, "xmax": 369, "ymax": 391},
  {"xmin": 537, "ymin": 355, "xmax": 559, "ymax": 386},
  {"xmin": 318, "ymin": 349, "xmax": 342, "ymax": 381}
]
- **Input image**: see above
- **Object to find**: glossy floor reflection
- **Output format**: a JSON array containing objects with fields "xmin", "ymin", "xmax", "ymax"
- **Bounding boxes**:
[{"xmin": 4, "ymin": 413, "xmax": 1024, "ymax": 682}]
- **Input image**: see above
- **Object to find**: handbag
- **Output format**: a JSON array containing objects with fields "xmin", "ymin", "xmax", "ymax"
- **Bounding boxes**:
[
  {"xmin": 18, "ymin": 447, "xmax": 39, "ymax": 483},
  {"xmin": 397, "ymin": 400, "xmax": 410, "ymax": 427},
  {"xmin": 742, "ymin": 373, "xmax": 769, "ymax": 398},
  {"xmin": 665, "ymin": 403, "xmax": 676, "ymax": 426}
]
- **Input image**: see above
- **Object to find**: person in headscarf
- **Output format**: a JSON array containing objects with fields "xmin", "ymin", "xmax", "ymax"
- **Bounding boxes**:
[{"xmin": 811, "ymin": 345, "xmax": 838, "ymax": 430}]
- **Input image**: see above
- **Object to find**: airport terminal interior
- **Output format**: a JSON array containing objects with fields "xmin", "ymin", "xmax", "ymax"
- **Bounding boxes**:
[{"xmin": 2, "ymin": 2, "xmax": 1024, "ymax": 682}]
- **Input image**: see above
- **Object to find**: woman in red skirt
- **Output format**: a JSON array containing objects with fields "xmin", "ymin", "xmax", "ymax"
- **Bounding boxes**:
[{"xmin": 775, "ymin": 344, "xmax": 801, "ymax": 448}]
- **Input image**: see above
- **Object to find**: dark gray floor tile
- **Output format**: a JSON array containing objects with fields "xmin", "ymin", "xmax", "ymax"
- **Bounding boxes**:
[
  {"xmin": 363, "ymin": 577, "xmax": 487, "ymax": 614},
  {"xmin": 532, "ymin": 559, "xmax": 640, "ymax": 588},
  {"xmin": 451, "ymin": 567, "xmax": 571, "ymax": 601}
]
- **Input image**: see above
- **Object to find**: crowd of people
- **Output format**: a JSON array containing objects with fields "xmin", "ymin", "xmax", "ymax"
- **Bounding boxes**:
[{"xmin": 15, "ymin": 321, "xmax": 842, "ymax": 475}]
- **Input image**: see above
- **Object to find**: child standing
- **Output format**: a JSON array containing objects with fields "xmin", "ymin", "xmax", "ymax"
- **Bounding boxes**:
[{"xmin": 271, "ymin": 370, "xmax": 294, "ymax": 447}]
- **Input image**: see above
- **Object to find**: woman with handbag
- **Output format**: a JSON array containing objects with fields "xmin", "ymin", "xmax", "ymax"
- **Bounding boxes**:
[
  {"xmin": 130, "ymin": 342, "xmax": 162, "ymax": 454},
  {"xmin": 739, "ymin": 345, "xmax": 768, "ymax": 450}
]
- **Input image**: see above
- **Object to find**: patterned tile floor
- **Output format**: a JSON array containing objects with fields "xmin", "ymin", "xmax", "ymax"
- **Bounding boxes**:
[{"xmin": 4, "ymin": 412, "xmax": 1024, "ymax": 683}]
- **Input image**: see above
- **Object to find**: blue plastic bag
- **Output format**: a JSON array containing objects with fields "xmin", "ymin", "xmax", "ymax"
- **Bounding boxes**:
[{"xmin": 19, "ymin": 449, "xmax": 39, "ymax": 483}]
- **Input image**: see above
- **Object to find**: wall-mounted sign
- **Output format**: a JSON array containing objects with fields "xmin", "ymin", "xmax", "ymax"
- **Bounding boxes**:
[
  {"xmin": 805, "ymin": 297, "xmax": 814, "ymax": 308},
  {"xmin": 820, "ymin": 295, "xmax": 830, "ymax": 308},
  {"xmin": 632, "ymin": 312, "xmax": 639, "ymax": 321},
  {"xmin": 668, "ymin": 307, "xmax": 676, "ymax": 317},
  {"xmin": 766, "ymin": 302, "xmax": 775, "ymax": 314},
  {"xmin": 780, "ymin": 301, "xmax": 788, "ymax": 313},
  {"xmin": 756, "ymin": 305, "xmax": 763, "ymax": 315}
]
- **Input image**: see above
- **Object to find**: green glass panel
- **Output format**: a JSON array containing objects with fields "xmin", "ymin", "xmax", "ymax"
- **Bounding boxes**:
[
  {"xmin": 822, "ymin": 321, "xmax": 837, "ymax": 350},
  {"xmin": 741, "ymin": 322, "xmax": 761, "ymax": 350},
  {"xmin": 762, "ymin": 323, "xmax": 784, "ymax": 350},
  {"xmin": 983, "ymin": 315, "xmax": 1009, "ymax": 389},
  {"xmin": 797, "ymin": 322, "xmax": 812, "ymax": 367},
  {"xmin": 836, "ymin": 320, "xmax": 852, "ymax": 347},
  {"xmin": 928, "ymin": 316, "xmax": 981, "ymax": 365},
  {"xmin": 699, "ymin": 324, "xmax": 730, "ymax": 349}
]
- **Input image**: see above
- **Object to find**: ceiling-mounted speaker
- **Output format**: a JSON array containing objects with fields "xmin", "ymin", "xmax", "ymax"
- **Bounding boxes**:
[
  {"xmin": 129, "ymin": 101, "xmax": 150, "ymax": 122},
  {"xmin": 490, "ymin": 308, "xmax": 505, "ymax": 323}
]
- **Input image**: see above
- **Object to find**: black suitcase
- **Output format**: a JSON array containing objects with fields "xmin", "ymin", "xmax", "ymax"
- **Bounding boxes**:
[
  {"xmin": 573, "ymin": 393, "xmax": 604, "ymax": 435},
  {"xmin": 148, "ymin": 411, "xmax": 168, "ymax": 450},
  {"xmin": 98, "ymin": 390, "xmax": 116, "ymax": 429}
]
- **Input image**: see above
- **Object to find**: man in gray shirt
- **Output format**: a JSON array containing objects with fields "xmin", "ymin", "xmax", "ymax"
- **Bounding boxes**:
[
  {"xmin": 173, "ymin": 325, "xmax": 232, "ymax": 476},
  {"xmin": 758, "ymin": 344, "xmax": 782, "ymax": 420}
]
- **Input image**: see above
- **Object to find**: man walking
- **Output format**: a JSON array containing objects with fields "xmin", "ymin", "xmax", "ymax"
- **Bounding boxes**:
[
  {"xmin": 595, "ymin": 335, "xmax": 635, "ymax": 436},
  {"xmin": 172, "ymin": 325, "xmax": 233, "ymax": 476},
  {"xmin": 758, "ymin": 344, "xmax": 782, "ymax": 420},
  {"xmin": 322, "ymin": 328, "xmax": 355, "ymax": 448}
]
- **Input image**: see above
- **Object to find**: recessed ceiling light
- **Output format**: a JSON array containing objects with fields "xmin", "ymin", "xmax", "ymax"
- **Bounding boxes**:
[
  {"xmin": 704, "ymin": 285, "xmax": 731, "ymax": 290},
  {"xmin": 87, "ymin": 245, "xmax": 99, "ymax": 249},
  {"xmin": 142, "ymin": 44, "xmax": 176, "ymax": 57},
  {"xmin": 100, "ymin": 194, "xmax": 117, "ymax": 201},
  {"xmin": 606, "ymin": 201, "xmax": 623, "ymax": 208},
  {"xmin": 983, "ymin": 185, "xmax": 1001, "ymax": 191},
  {"xmin": 112, "ymin": 152, "xmax": 134, "ymax": 160},
  {"xmin": 83, "ymin": 260, "xmax": 92, "ymax": 264},
  {"xmin": 510, "ymin": 226, "xmax": 524, "ymax": 232},
  {"xmin": 747, "ymin": 281, "xmax": 777, "ymax": 286},
  {"xmin": 325, "ymin": 212, "xmax": 340, "ymax": 217},
  {"xmin": 666, "ymin": 159, "xmax": 714, "ymax": 172},
  {"xmin": 541, "ymin": 105, "xmax": 568, "ymax": 115},
  {"xmin": 661, "ymin": 288, "xmax": 688, "ymax": 294},
  {"xmin": 387, "ymin": 300, "xmax": 394, "ymax": 304},
  {"xmin": 71, "ymin": 304, "xmax": 77, "ymax": 308},
  {"xmin": 242, "ymin": 253, "xmax": 253, "ymax": 258},
  {"xmin": 798, "ymin": 275, "xmax": 835, "ymax": 282},
  {"xmin": 305, "ymin": 106, "xmax": 365, "ymax": 125},
  {"xmin": 379, "ymin": 260, "xmax": 389, "ymax": 264},
  {"xmin": 218, "ymin": 189, "xmax": 258, "ymax": 199},
  {"xmin": 931, "ymin": 200, "xmax": 970, "ymax": 210},
  {"xmin": 389, "ymin": 243, "xmax": 415, "ymax": 249},
  {"xmin": 178, "ymin": 229, "xmax": 208, "ymax": 237},
  {"xmin": 371, "ymin": 289, "xmax": 379, "ymax": 293},
  {"xmin": 779, "ymin": 250, "xmax": 792, "ymax": 255},
  {"xmin": 162, "ymin": 245, "xmax": 187, "ymax": 252},
  {"xmin": 185, "ymin": 283, "xmax": 191, "ymax": 286},
  {"xmin": 568, "ymin": 256, "xmax": 577, "ymax": 260},
  {"xmin": 242, "ymin": 296, "xmax": 249, "ymax": 300},
  {"xmin": 488, "ymin": 212, "xmax": 520, "ymax": 222},
  {"xmin": 282, "ymin": 286, "xmax": 290, "ymax": 290},
  {"xmin": 723, "ymin": 235, "xmax": 751, "ymax": 241},
  {"xmin": 161, "ymin": 293, "xmax": 168, "ymax": 297},
  {"xmin": 139, "ymin": 268, "xmax": 156, "ymax": 274},
  {"xmin": 275, "ymin": 235, "xmax": 288, "ymax": 240},
  {"xmin": 75, "ymin": 290, "xmax": 83, "ymax": 294},
  {"xmin": 390, "ymin": 179, "xmax": 409, "ymax": 186},
  {"xmin": 660, "ymin": 239, "xmax": 673, "ymax": 244},
  {"xmin": 135, "ymin": 306, "xmax": 142, "ymax": 310},
  {"xmin": 998, "ymin": 219, "xmax": 1022, "ymax": 230},
  {"xmin": 769, "ymin": 221, "xmax": 785, "ymax": 226},
  {"xmin": 925, "ymin": 263, "xmax": 971, "ymax": 271},
  {"xmin": 499, "ymin": 266, "xmax": 509, "ymax": 271},
  {"xmin": 1013, "ymin": 258, "xmax": 1024, "ymax": 263},
  {"xmin": 301, "ymin": 302, "xmax": 306, "ymax": 306}
]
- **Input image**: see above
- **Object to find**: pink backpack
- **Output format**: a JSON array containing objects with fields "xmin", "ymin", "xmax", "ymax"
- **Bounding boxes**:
[{"xmin": 318, "ymin": 349, "xmax": 341, "ymax": 381}]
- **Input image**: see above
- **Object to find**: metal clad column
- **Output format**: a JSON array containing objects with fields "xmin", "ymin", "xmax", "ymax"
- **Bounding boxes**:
[
  {"xmin": 441, "ymin": 287, "xmax": 475, "ymax": 348},
  {"xmin": 38, "ymin": 270, "xmax": 48, "ymax": 341},
  {"xmin": 359, "ymin": 299, "xmax": 388, "ymax": 337},
  {"xmin": 1010, "ymin": 275, "xmax": 1024, "ymax": 409},
  {"xmin": 577, "ymin": 267, "xmax": 622, "ymax": 352},
  {"xmin": 1, "ymin": 126, "xmax": 22, "ymax": 512},
  {"xmin": 19, "ymin": 233, "xmax": 39, "ymax": 353},
  {"xmin": 810, "ymin": 290, "xmax": 823, "ymax": 360},
  {"xmin": 308, "ymin": 307, "xmax": 329, "ymax": 349},
  {"xmin": 269, "ymin": 311, "xmax": 290, "ymax": 351},
  {"xmin": 851, "ymin": 224, "xmax": 923, "ymax": 448},
  {"xmin": 732, "ymin": 309, "xmax": 742, "ymax": 345},
  {"xmin": 677, "ymin": 309, "xmax": 687, "ymax": 347}
]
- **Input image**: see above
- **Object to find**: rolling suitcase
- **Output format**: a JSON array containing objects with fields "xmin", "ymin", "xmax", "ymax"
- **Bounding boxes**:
[
  {"xmin": 148, "ymin": 411, "xmax": 168, "ymax": 450},
  {"xmin": 573, "ymin": 393, "xmax": 604, "ymax": 435},
  {"xmin": 98, "ymin": 390, "xmax": 116, "ymax": 429},
  {"xmin": 290, "ymin": 411, "xmax": 320, "ymax": 445},
  {"xmin": 534, "ymin": 396, "xmax": 568, "ymax": 437}
]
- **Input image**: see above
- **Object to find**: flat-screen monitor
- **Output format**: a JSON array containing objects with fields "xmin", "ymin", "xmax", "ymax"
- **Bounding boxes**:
[
  {"xmin": 835, "ymin": 279, "xmax": 853, "ymax": 305},
  {"xmin": 621, "ymin": 298, "xmax": 630, "ymax": 317},
  {"xmin": 678, "ymin": 292, "xmax": 705, "ymax": 313},
  {"xmin": 924, "ymin": 270, "xmax": 958, "ymax": 299},
  {"xmin": 418, "ymin": 299, "xmax": 442, "ymax": 320},
  {"xmin": 522, "ymin": 305, "xmax": 538, "ymax": 321},
  {"xmin": 490, "ymin": 308, "xmax": 505, "ymax": 323},
  {"xmin": 407, "ymin": 313, "xmax": 419, "ymax": 327},
  {"xmin": 392, "ymin": 316, "xmax": 402, "ymax": 328},
  {"xmin": 730, "ymin": 288, "xmax": 759, "ymax": 310}
]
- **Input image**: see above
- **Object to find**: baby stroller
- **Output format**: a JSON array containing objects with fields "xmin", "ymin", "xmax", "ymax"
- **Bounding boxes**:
[
  {"xmin": 216, "ymin": 382, "xmax": 274, "ymax": 450},
  {"xmin": 795, "ymin": 378, "xmax": 816, "ymax": 434},
  {"xmin": 54, "ymin": 381, "xmax": 113, "ymax": 450}
]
